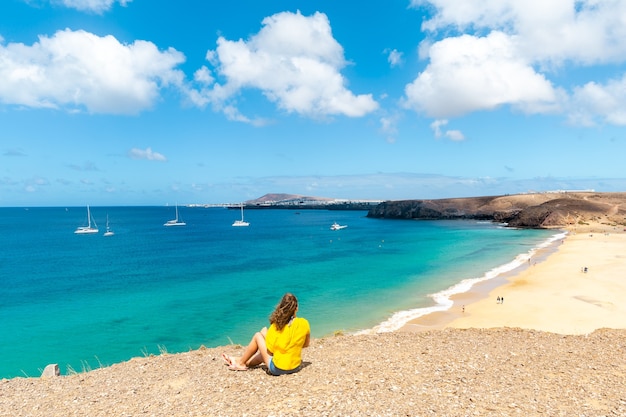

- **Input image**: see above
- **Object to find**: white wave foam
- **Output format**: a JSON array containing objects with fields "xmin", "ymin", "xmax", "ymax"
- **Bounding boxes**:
[{"xmin": 356, "ymin": 231, "xmax": 568, "ymax": 335}]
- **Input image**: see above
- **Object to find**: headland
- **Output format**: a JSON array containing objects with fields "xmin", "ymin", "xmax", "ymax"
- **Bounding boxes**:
[{"xmin": 367, "ymin": 191, "xmax": 626, "ymax": 229}]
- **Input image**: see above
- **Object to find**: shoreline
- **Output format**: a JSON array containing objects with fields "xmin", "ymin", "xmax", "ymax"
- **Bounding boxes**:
[
  {"xmin": 402, "ymin": 222, "xmax": 626, "ymax": 334},
  {"xmin": 398, "ymin": 230, "xmax": 565, "ymax": 333},
  {"xmin": 366, "ymin": 227, "xmax": 567, "ymax": 334}
]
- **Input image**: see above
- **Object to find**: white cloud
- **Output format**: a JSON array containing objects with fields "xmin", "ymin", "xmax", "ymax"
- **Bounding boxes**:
[
  {"xmin": 221, "ymin": 105, "xmax": 269, "ymax": 127},
  {"xmin": 407, "ymin": 1, "xmax": 626, "ymax": 125},
  {"xmin": 53, "ymin": 0, "xmax": 131, "ymax": 14},
  {"xmin": 385, "ymin": 48, "xmax": 404, "ymax": 67},
  {"xmin": 569, "ymin": 75, "xmax": 626, "ymax": 126},
  {"xmin": 191, "ymin": 11, "xmax": 378, "ymax": 120},
  {"xmin": 414, "ymin": 0, "xmax": 626, "ymax": 66},
  {"xmin": 404, "ymin": 32, "xmax": 557, "ymax": 118},
  {"xmin": 430, "ymin": 119, "xmax": 465, "ymax": 140},
  {"xmin": 128, "ymin": 147, "xmax": 167, "ymax": 161},
  {"xmin": 0, "ymin": 29, "xmax": 185, "ymax": 114},
  {"xmin": 430, "ymin": 119, "xmax": 447, "ymax": 138},
  {"xmin": 379, "ymin": 113, "xmax": 400, "ymax": 143},
  {"xmin": 445, "ymin": 130, "xmax": 464, "ymax": 141},
  {"xmin": 193, "ymin": 66, "xmax": 214, "ymax": 85},
  {"xmin": 22, "ymin": 176, "xmax": 50, "ymax": 193}
]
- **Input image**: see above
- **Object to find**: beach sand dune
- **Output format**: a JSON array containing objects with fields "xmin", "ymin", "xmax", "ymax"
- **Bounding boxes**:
[{"xmin": 2, "ymin": 328, "xmax": 625, "ymax": 416}]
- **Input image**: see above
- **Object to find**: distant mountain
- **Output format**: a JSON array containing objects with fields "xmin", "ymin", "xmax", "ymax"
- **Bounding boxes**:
[
  {"xmin": 245, "ymin": 193, "xmax": 335, "ymax": 205},
  {"xmin": 235, "ymin": 193, "xmax": 380, "ymax": 211}
]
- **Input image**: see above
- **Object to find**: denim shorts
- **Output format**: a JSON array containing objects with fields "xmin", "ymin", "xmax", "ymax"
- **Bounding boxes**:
[{"xmin": 268, "ymin": 357, "xmax": 301, "ymax": 376}]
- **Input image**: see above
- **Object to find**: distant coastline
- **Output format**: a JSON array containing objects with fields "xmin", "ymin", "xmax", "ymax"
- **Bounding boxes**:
[
  {"xmin": 201, "ymin": 191, "xmax": 626, "ymax": 229},
  {"xmin": 227, "ymin": 201, "xmax": 380, "ymax": 211}
]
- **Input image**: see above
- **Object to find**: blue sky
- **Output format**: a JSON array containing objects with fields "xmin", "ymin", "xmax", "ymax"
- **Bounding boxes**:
[{"xmin": 2, "ymin": 0, "xmax": 626, "ymax": 206}]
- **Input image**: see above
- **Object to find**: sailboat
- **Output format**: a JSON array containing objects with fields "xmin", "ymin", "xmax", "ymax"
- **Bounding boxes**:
[
  {"xmin": 164, "ymin": 204, "xmax": 186, "ymax": 226},
  {"xmin": 232, "ymin": 203, "xmax": 249, "ymax": 227},
  {"xmin": 74, "ymin": 205, "xmax": 99, "ymax": 234},
  {"xmin": 103, "ymin": 214, "xmax": 114, "ymax": 236}
]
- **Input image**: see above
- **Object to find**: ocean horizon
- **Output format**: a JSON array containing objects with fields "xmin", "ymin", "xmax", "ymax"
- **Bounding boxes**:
[{"xmin": 0, "ymin": 206, "xmax": 559, "ymax": 379}]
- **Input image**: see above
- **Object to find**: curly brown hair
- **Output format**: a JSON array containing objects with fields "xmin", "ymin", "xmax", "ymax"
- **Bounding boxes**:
[{"xmin": 269, "ymin": 293, "xmax": 299, "ymax": 331}]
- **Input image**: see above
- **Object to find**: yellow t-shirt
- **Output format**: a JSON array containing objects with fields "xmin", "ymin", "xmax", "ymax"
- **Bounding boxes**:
[{"xmin": 265, "ymin": 317, "xmax": 310, "ymax": 371}]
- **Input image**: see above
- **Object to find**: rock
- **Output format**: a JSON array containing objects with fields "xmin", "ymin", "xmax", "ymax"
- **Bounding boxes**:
[
  {"xmin": 41, "ymin": 364, "xmax": 60, "ymax": 378},
  {"xmin": 367, "ymin": 192, "xmax": 626, "ymax": 229}
]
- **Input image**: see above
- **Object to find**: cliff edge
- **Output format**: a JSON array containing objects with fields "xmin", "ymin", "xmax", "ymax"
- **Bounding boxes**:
[{"xmin": 367, "ymin": 192, "xmax": 626, "ymax": 229}]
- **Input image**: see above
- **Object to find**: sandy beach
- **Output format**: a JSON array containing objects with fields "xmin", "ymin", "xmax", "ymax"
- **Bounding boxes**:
[
  {"xmin": 2, "ymin": 222, "xmax": 626, "ymax": 416},
  {"xmin": 403, "ymin": 223, "xmax": 626, "ymax": 335}
]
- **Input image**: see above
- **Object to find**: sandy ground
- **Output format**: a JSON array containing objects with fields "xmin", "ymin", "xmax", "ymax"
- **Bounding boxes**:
[
  {"xmin": 2, "ymin": 329, "xmax": 625, "ymax": 416},
  {"xmin": 404, "ymin": 222, "xmax": 626, "ymax": 335},
  {"xmin": 2, "ymin": 221, "xmax": 626, "ymax": 416},
  {"xmin": 449, "ymin": 232, "xmax": 626, "ymax": 334}
]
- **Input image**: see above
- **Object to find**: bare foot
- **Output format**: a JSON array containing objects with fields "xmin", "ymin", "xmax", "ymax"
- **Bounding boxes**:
[
  {"xmin": 228, "ymin": 362, "xmax": 249, "ymax": 371},
  {"xmin": 221, "ymin": 353, "xmax": 235, "ymax": 366}
]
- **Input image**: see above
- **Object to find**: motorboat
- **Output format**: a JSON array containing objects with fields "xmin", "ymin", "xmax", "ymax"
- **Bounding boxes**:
[{"xmin": 330, "ymin": 222, "xmax": 347, "ymax": 230}]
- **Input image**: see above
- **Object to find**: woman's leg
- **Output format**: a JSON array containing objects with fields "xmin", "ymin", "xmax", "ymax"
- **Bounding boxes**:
[
  {"xmin": 232, "ymin": 327, "xmax": 270, "ymax": 369},
  {"xmin": 244, "ymin": 331, "xmax": 270, "ymax": 367}
]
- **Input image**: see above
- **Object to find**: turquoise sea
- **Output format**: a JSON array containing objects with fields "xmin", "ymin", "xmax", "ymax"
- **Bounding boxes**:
[{"xmin": 0, "ymin": 206, "xmax": 561, "ymax": 379}]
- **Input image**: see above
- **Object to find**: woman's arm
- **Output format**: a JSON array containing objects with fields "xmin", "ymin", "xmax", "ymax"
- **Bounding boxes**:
[{"xmin": 303, "ymin": 332, "xmax": 310, "ymax": 348}]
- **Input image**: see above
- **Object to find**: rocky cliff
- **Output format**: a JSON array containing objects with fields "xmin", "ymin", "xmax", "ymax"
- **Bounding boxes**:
[{"xmin": 367, "ymin": 192, "xmax": 626, "ymax": 229}]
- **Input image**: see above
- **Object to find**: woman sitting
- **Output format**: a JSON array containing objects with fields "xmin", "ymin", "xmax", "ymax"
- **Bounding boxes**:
[{"xmin": 223, "ymin": 293, "xmax": 310, "ymax": 375}]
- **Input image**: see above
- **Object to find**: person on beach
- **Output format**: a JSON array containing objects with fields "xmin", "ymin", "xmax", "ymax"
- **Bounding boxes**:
[{"xmin": 222, "ymin": 293, "xmax": 310, "ymax": 375}]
